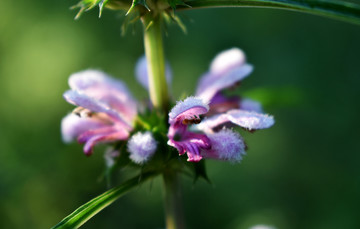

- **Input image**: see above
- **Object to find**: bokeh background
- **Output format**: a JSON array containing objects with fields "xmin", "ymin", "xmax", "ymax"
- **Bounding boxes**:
[{"xmin": 1, "ymin": 1, "xmax": 360, "ymax": 228}]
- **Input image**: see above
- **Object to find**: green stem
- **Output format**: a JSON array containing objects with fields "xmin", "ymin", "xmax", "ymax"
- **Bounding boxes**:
[
  {"xmin": 142, "ymin": 13, "xmax": 169, "ymax": 113},
  {"xmin": 163, "ymin": 171, "xmax": 185, "ymax": 229}
]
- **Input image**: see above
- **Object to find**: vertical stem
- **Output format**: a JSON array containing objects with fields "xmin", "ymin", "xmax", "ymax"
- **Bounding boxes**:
[
  {"xmin": 163, "ymin": 171, "xmax": 185, "ymax": 229},
  {"xmin": 142, "ymin": 13, "xmax": 169, "ymax": 113}
]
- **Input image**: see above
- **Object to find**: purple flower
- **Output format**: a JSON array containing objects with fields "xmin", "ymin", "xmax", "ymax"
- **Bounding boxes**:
[
  {"xmin": 196, "ymin": 48, "xmax": 253, "ymax": 104},
  {"xmin": 167, "ymin": 97, "xmax": 211, "ymax": 162},
  {"xmin": 167, "ymin": 48, "xmax": 274, "ymax": 162},
  {"xmin": 61, "ymin": 70, "xmax": 138, "ymax": 155},
  {"xmin": 195, "ymin": 48, "xmax": 274, "ymax": 133}
]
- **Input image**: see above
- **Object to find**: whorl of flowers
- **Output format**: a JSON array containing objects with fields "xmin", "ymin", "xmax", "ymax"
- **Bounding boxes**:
[{"xmin": 61, "ymin": 48, "xmax": 274, "ymax": 168}]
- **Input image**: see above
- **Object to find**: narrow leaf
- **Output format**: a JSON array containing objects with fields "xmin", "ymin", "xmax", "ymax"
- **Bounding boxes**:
[
  {"xmin": 179, "ymin": 0, "xmax": 360, "ymax": 24},
  {"xmin": 51, "ymin": 171, "xmax": 159, "ymax": 229},
  {"xmin": 126, "ymin": 0, "xmax": 150, "ymax": 15},
  {"xmin": 99, "ymin": 0, "xmax": 109, "ymax": 17}
]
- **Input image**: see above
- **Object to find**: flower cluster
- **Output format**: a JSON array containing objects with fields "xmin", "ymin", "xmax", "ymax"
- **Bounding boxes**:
[
  {"xmin": 61, "ymin": 70, "xmax": 158, "ymax": 163},
  {"xmin": 61, "ymin": 48, "xmax": 274, "ymax": 165},
  {"xmin": 167, "ymin": 48, "xmax": 274, "ymax": 162}
]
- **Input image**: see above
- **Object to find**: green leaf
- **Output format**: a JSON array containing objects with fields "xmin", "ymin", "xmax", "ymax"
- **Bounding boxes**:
[
  {"xmin": 179, "ymin": 0, "xmax": 360, "ymax": 25},
  {"xmin": 51, "ymin": 171, "xmax": 159, "ymax": 229},
  {"xmin": 99, "ymin": 0, "xmax": 109, "ymax": 17}
]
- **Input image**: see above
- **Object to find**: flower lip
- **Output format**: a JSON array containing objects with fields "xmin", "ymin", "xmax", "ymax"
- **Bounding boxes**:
[
  {"xmin": 167, "ymin": 131, "xmax": 211, "ymax": 162},
  {"xmin": 63, "ymin": 90, "xmax": 133, "ymax": 130},
  {"xmin": 69, "ymin": 70, "xmax": 134, "ymax": 101},
  {"xmin": 197, "ymin": 109, "xmax": 274, "ymax": 132},
  {"xmin": 227, "ymin": 110, "xmax": 275, "ymax": 130},
  {"xmin": 168, "ymin": 96, "xmax": 209, "ymax": 124},
  {"xmin": 196, "ymin": 64, "xmax": 253, "ymax": 102},
  {"xmin": 195, "ymin": 48, "xmax": 253, "ymax": 103},
  {"xmin": 68, "ymin": 69, "xmax": 137, "ymax": 123},
  {"xmin": 61, "ymin": 113, "xmax": 106, "ymax": 143},
  {"xmin": 202, "ymin": 128, "xmax": 246, "ymax": 162},
  {"xmin": 82, "ymin": 130, "xmax": 129, "ymax": 155}
]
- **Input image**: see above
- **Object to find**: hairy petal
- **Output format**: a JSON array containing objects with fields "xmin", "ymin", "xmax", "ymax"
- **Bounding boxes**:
[
  {"xmin": 135, "ymin": 56, "xmax": 172, "ymax": 90},
  {"xmin": 77, "ymin": 126, "xmax": 124, "ymax": 143},
  {"xmin": 63, "ymin": 90, "xmax": 132, "ymax": 130},
  {"xmin": 61, "ymin": 113, "xmax": 106, "ymax": 143},
  {"xmin": 196, "ymin": 48, "xmax": 253, "ymax": 102},
  {"xmin": 196, "ymin": 64, "xmax": 253, "ymax": 102},
  {"xmin": 82, "ymin": 130, "xmax": 129, "ymax": 155},
  {"xmin": 203, "ymin": 129, "xmax": 246, "ymax": 162},
  {"xmin": 68, "ymin": 69, "xmax": 137, "ymax": 122},
  {"xmin": 168, "ymin": 96, "xmax": 209, "ymax": 124},
  {"xmin": 197, "ymin": 110, "xmax": 274, "ymax": 131},
  {"xmin": 227, "ymin": 110, "xmax": 275, "ymax": 130},
  {"xmin": 127, "ymin": 131, "xmax": 157, "ymax": 164}
]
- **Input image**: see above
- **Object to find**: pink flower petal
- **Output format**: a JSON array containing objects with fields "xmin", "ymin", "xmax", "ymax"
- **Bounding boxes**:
[
  {"xmin": 195, "ymin": 48, "xmax": 253, "ymax": 102},
  {"xmin": 227, "ymin": 110, "xmax": 275, "ymax": 130},
  {"xmin": 63, "ymin": 90, "xmax": 132, "ymax": 130},
  {"xmin": 197, "ymin": 110, "xmax": 274, "ymax": 131},
  {"xmin": 61, "ymin": 113, "xmax": 106, "ymax": 143},
  {"xmin": 167, "ymin": 131, "xmax": 211, "ymax": 162},
  {"xmin": 68, "ymin": 69, "xmax": 137, "ymax": 122},
  {"xmin": 82, "ymin": 129, "xmax": 130, "ymax": 155},
  {"xmin": 169, "ymin": 96, "xmax": 209, "ymax": 124},
  {"xmin": 77, "ymin": 126, "xmax": 120, "ymax": 143},
  {"xmin": 202, "ymin": 129, "xmax": 246, "ymax": 162},
  {"xmin": 196, "ymin": 64, "xmax": 253, "ymax": 102}
]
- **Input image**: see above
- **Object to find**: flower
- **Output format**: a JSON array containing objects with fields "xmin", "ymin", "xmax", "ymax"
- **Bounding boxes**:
[
  {"xmin": 167, "ymin": 48, "xmax": 274, "ymax": 162},
  {"xmin": 61, "ymin": 58, "xmax": 170, "ymax": 158},
  {"xmin": 196, "ymin": 48, "xmax": 274, "ymax": 133},
  {"xmin": 167, "ymin": 97, "xmax": 212, "ymax": 162},
  {"xmin": 61, "ymin": 70, "xmax": 138, "ymax": 155}
]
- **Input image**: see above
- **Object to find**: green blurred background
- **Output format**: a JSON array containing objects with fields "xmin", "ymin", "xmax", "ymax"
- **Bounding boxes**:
[{"xmin": 1, "ymin": 1, "xmax": 360, "ymax": 228}]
